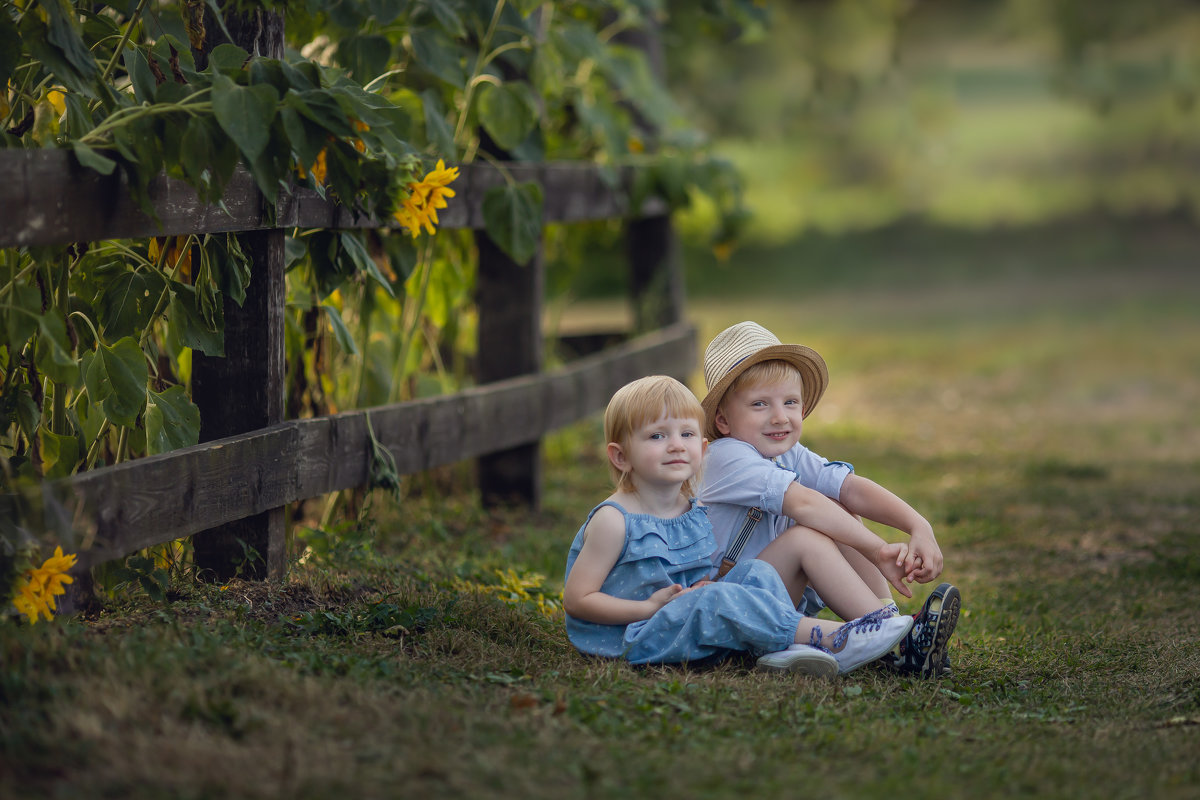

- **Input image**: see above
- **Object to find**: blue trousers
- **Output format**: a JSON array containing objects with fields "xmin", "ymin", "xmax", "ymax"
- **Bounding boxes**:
[{"xmin": 621, "ymin": 559, "xmax": 803, "ymax": 665}]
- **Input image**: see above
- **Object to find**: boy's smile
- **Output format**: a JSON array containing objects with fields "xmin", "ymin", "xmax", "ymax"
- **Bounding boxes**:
[{"xmin": 713, "ymin": 376, "xmax": 806, "ymax": 459}]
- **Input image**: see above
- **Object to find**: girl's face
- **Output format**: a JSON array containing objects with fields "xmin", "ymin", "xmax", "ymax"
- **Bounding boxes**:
[
  {"xmin": 610, "ymin": 414, "xmax": 706, "ymax": 491},
  {"xmin": 713, "ymin": 374, "xmax": 805, "ymax": 459}
]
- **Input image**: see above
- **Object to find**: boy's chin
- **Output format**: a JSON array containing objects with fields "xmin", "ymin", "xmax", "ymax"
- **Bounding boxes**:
[{"xmin": 754, "ymin": 439, "xmax": 794, "ymax": 458}]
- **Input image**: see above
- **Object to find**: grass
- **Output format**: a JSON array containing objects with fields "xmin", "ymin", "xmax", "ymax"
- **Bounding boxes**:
[{"xmin": 3, "ymin": 217, "xmax": 1199, "ymax": 799}]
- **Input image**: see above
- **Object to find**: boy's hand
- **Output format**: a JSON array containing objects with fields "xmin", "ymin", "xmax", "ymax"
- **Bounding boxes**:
[
  {"xmin": 874, "ymin": 542, "xmax": 914, "ymax": 598},
  {"xmin": 904, "ymin": 527, "xmax": 943, "ymax": 583}
]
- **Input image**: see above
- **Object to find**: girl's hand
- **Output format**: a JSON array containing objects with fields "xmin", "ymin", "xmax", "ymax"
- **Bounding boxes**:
[
  {"xmin": 874, "ymin": 542, "xmax": 914, "ymax": 598},
  {"xmin": 690, "ymin": 579, "xmax": 715, "ymax": 589},
  {"xmin": 647, "ymin": 584, "xmax": 685, "ymax": 612}
]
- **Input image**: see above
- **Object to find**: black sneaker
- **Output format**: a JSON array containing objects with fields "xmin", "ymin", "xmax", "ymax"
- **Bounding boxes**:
[{"xmin": 889, "ymin": 583, "xmax": 961, "ymax": 678}]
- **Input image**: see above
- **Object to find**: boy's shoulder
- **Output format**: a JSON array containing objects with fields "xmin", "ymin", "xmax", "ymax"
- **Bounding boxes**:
[{"xmin": 707, "ymin": 436, "xmax": 766, "ymax": 460}]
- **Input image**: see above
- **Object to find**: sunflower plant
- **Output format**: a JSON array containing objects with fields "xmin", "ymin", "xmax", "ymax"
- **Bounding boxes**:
[{"xmin": 0, "ymin": 0, "xmax": 759, "ymax": 580}]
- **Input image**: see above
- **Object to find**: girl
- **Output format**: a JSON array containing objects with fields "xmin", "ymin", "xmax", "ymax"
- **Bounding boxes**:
[{"xmin": 562, "ymin": 375, "xmax": 914, "ymax": 676}]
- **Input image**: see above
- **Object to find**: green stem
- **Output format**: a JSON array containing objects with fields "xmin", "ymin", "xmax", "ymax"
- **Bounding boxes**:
[
  {"xmin": 99, "ymin": 0, "xmax": 152, "ymax": 85},
  {"xmin": 475, "ymin": 149, "xmax": 518, "ymax": 187},
  {"xmin": 352, "ymin": 281, "xmax": 375, "ymax": 409},
  {"xmin": 139, "ymin": 234, "xmax": 193, "ymax": 349},
  {"xmin": 51, "ymin": 252, "xmax": 72, "ymax": 436},
  {"xmin": 453, "ymin": 0, "xmax": 507, "ymax": 154},
  {"xmin": 387, "ymin": 238, "xmax": 435, "ymax": 404},
  {"xmin": 114, "ymin": 425, "xmax": 129, "ymax": 465},
  {"xmin": 79, "ymin": 93, "xmax": 212, "ymax": 146},
  {"xmin": 68, "ymin": 311, "xmax": 101, "ymax": 344},
  {"xmin": 0, "ymin": 256, "xmax": 37, "ymax": 301},
  {"xmin": 84, "ymin": 418, "xmax": 112, "ymax": 471}
]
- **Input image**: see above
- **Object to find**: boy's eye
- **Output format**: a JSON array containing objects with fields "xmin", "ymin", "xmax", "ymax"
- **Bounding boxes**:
[
  {"xmin": 681, "ymin": 430, "xmax": 695, "ymax": 438},
  {"xmin": 649, "ymin": 432, "xmax": 665, "ymax": 440}
]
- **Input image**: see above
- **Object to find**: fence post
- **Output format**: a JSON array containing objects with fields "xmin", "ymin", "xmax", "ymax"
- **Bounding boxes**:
[
  {"xmin": 474, "ymin": 230, "xmax": 544, "ymax": 509},
  {"xmin": 620, "ymin": 21, "xmax": 684, "ymax": 332},
  {"xmin": 189, "ymin": 9, "xmax": 287, "ymax": 580}
]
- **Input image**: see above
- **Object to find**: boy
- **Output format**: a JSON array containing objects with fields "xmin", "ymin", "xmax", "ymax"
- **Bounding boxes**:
[{"xmin": 698, "ymin": 321, "xmax": 960, "ymax": 677}]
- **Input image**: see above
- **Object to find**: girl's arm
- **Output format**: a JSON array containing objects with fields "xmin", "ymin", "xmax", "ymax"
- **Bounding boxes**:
[
  {"xmin": 838, "ymin": 474, "xmax": 943, "ymax": 582},
  {"xmin": 562, "ymin": 505, "xmax": 683, "ymax": 624},
  {"xmin": 782, "ymin": 483, "xmax": 913, "ymax": 597}
]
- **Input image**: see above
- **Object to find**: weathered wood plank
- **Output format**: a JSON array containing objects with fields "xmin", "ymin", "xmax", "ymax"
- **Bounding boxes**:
[
  {"xmin": 475, "ymin": 213, "xmax": 545, "ymax": 508},
  {"xmin": 190, "ymin": 227, "xmax": 288, "ymax": 580},
  {"xmin": 54, "ymin": 323, "xmax": 695, "ymax": 571},
  {"xmin": 0, "ymin": 150, "xmax": 667, "ymax": 248}
]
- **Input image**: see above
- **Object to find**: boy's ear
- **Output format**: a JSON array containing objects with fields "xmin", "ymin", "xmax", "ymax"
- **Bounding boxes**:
[
  {"xmin": 713, "ymin": 409, "xmax": 732, "ymax": 436},
  {"xmin": 606, "ymin": 442, "xmax": 628, "ymax": 473}
]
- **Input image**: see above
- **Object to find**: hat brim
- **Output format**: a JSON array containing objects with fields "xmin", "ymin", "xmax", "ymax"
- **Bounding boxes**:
[{"xmin": 701, "ymin": 344, "xmax": 828, "ymax": 439}]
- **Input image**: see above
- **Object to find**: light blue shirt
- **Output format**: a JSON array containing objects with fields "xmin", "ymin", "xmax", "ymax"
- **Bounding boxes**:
[{"xmin": 699, "ymin": 437, "xmax": 854, "ymax": 569}]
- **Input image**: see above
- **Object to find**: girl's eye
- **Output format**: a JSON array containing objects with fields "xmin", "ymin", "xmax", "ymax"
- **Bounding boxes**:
[{"xmin": 785, "ymin": 399, "xmax": 800, "ymax": 406}]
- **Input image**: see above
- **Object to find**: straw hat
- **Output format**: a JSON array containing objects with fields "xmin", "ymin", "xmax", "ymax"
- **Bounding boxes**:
[{"xmin": 701, "ymin": 321, "xmax": 828, "ymax": 438}]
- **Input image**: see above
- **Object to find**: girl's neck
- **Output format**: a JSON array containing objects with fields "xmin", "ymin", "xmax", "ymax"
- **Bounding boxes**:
[{"xmin": 614, "ymin": 477, "xmax": 690, "ymax": 518}]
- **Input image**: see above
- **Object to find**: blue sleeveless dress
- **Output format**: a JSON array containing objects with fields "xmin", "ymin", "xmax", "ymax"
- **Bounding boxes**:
[{"xmin": 564, "ymin": 500, "xmax": 804, "ymax": 665}]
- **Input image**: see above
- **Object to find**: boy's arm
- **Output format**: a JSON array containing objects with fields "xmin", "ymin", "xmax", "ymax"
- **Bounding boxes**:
[
  {"xmin": 562, "ymin": 506, "xmax": 683, "ymax": 624},
  {"xmin": 838, "ymin": 473, "xmax": 943, "ymax": 583},
  {"xmin": 781, "ymin": 483, "xmax": 913, "ymax": 597}
]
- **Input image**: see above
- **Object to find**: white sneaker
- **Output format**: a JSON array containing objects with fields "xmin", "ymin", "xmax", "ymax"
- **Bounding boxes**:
[
  {"xmin": 756, "ymin": 645, "xmax": 839, "ymax": 678},
  {"xmin": 826, "ymin": 614, "xmax": 914, "ymax": 675}
]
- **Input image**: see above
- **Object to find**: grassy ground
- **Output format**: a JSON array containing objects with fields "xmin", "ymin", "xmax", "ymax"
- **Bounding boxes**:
[{"xmin": 3, "ymin": 217, "xmax": 1198, "ymax": 799}]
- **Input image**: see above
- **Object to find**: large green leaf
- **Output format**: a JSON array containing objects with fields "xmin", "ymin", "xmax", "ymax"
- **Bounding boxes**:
[
  {"xmin": 337, "ymin": 34, "xmax": 392, "ymax": 84},
  {"xmin": 339, "ymin": 232, "xmax": 396, "ymax": 298},
  {"xmin": 145, "ymin": 386, "xmax": 200, "ymax": 455},
  {"xmin": 477, "ymin": 81, "xmax": 539, "ymax": 153},
  {"xmin": 123, "ymin": 46, "xmax": 156, "ymax": 104},
  {"xmin": 321, "ymin": 304, "xmax": 359, "ymax": 356},
  {"xmin": 82, "ymin": 337, "xmax": 148, "ymax": 429},
  {"xmin": 34, "ymin": 310, "xmax": 79, "ymax": 387},
  {"xmin": 168, "ymin": 281, "xmax": 225, "ymax": 357},
  {"xmin": 410, "ymin": 26, "xmax": 465, "ymax": 88},
  {"xmin": 211, "ymin": 73, "xmax": 278, "ymax": 162},
  {"xmin": 38, "ymin": 428, "xmax": 79, "ymax": 479},
  {"xmin": 98, "ymin": 271, "xmax": 167, "ymax": 340},
  {"xmin": 206, "ymin": 43, "xmax": 251, "ymax": 76},
  {"xmin": 2, "ymin": 286, "xmax": 41, "ymax": 348},
  {"xmin": 421, "ymin": 89, "xmax": 457, "ymax": 161},
  {"xmin": 482, "ymin": 182, "xmax": 543, "ymax": 265},
  {"xmin": 41, "ymin": 0, "xmax": 101, "ymax": 92},
  {"xmin": 0, "ymin": 10, "xmax": 19, "ymax": 89}
]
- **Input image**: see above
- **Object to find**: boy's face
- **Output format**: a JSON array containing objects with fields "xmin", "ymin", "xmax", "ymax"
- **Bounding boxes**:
[{"xmin": 713, "ymin": 374, "xmax": 805, "ymax": 459}]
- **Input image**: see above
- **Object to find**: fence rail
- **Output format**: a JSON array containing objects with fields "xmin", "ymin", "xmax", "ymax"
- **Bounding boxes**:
[
  {"xmin": 0, "ymin": 149, "xmax": 667, "ymax": 247},
  {"xmin": 49, "ymin": 323, "xmax": 693, "ymax": 573},
  {"xmin": 1, "ymin": 144, "xmax": 693, "ymax": 583}
]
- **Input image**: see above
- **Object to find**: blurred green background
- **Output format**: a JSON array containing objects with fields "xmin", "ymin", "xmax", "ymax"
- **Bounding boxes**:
[{"xmin": 559, "ymin": 0, "xmax": 1200, "ymax": 303}]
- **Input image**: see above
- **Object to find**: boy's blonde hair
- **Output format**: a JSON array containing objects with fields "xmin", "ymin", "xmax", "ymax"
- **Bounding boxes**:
[
  {"xmin": 604, "ymin": 375, "xmax": 705, "ymax": 497},
  {"xmin": 709, "ymin": 359, "xmax": 804, "ymax": 440}
]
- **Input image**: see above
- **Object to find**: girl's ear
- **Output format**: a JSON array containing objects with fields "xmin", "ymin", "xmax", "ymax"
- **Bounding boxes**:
[
  {"xmin": 606, "ymin": 442, "xmax": 628, "ymax": 474},
  {"xmin": 713, "ymin": 409, "xmax": 732, "ymax": 436}
]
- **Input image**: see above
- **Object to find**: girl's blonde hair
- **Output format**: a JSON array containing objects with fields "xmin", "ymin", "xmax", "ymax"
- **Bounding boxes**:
[{"xmin": 604, "ymin": 375, "xmax": 705, "ymax": 497}]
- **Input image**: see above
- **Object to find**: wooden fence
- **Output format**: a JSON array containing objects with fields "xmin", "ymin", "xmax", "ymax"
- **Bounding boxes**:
[{"xmin": 0, "ymin": 149, "xmax": 695, "ymax": 584}]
